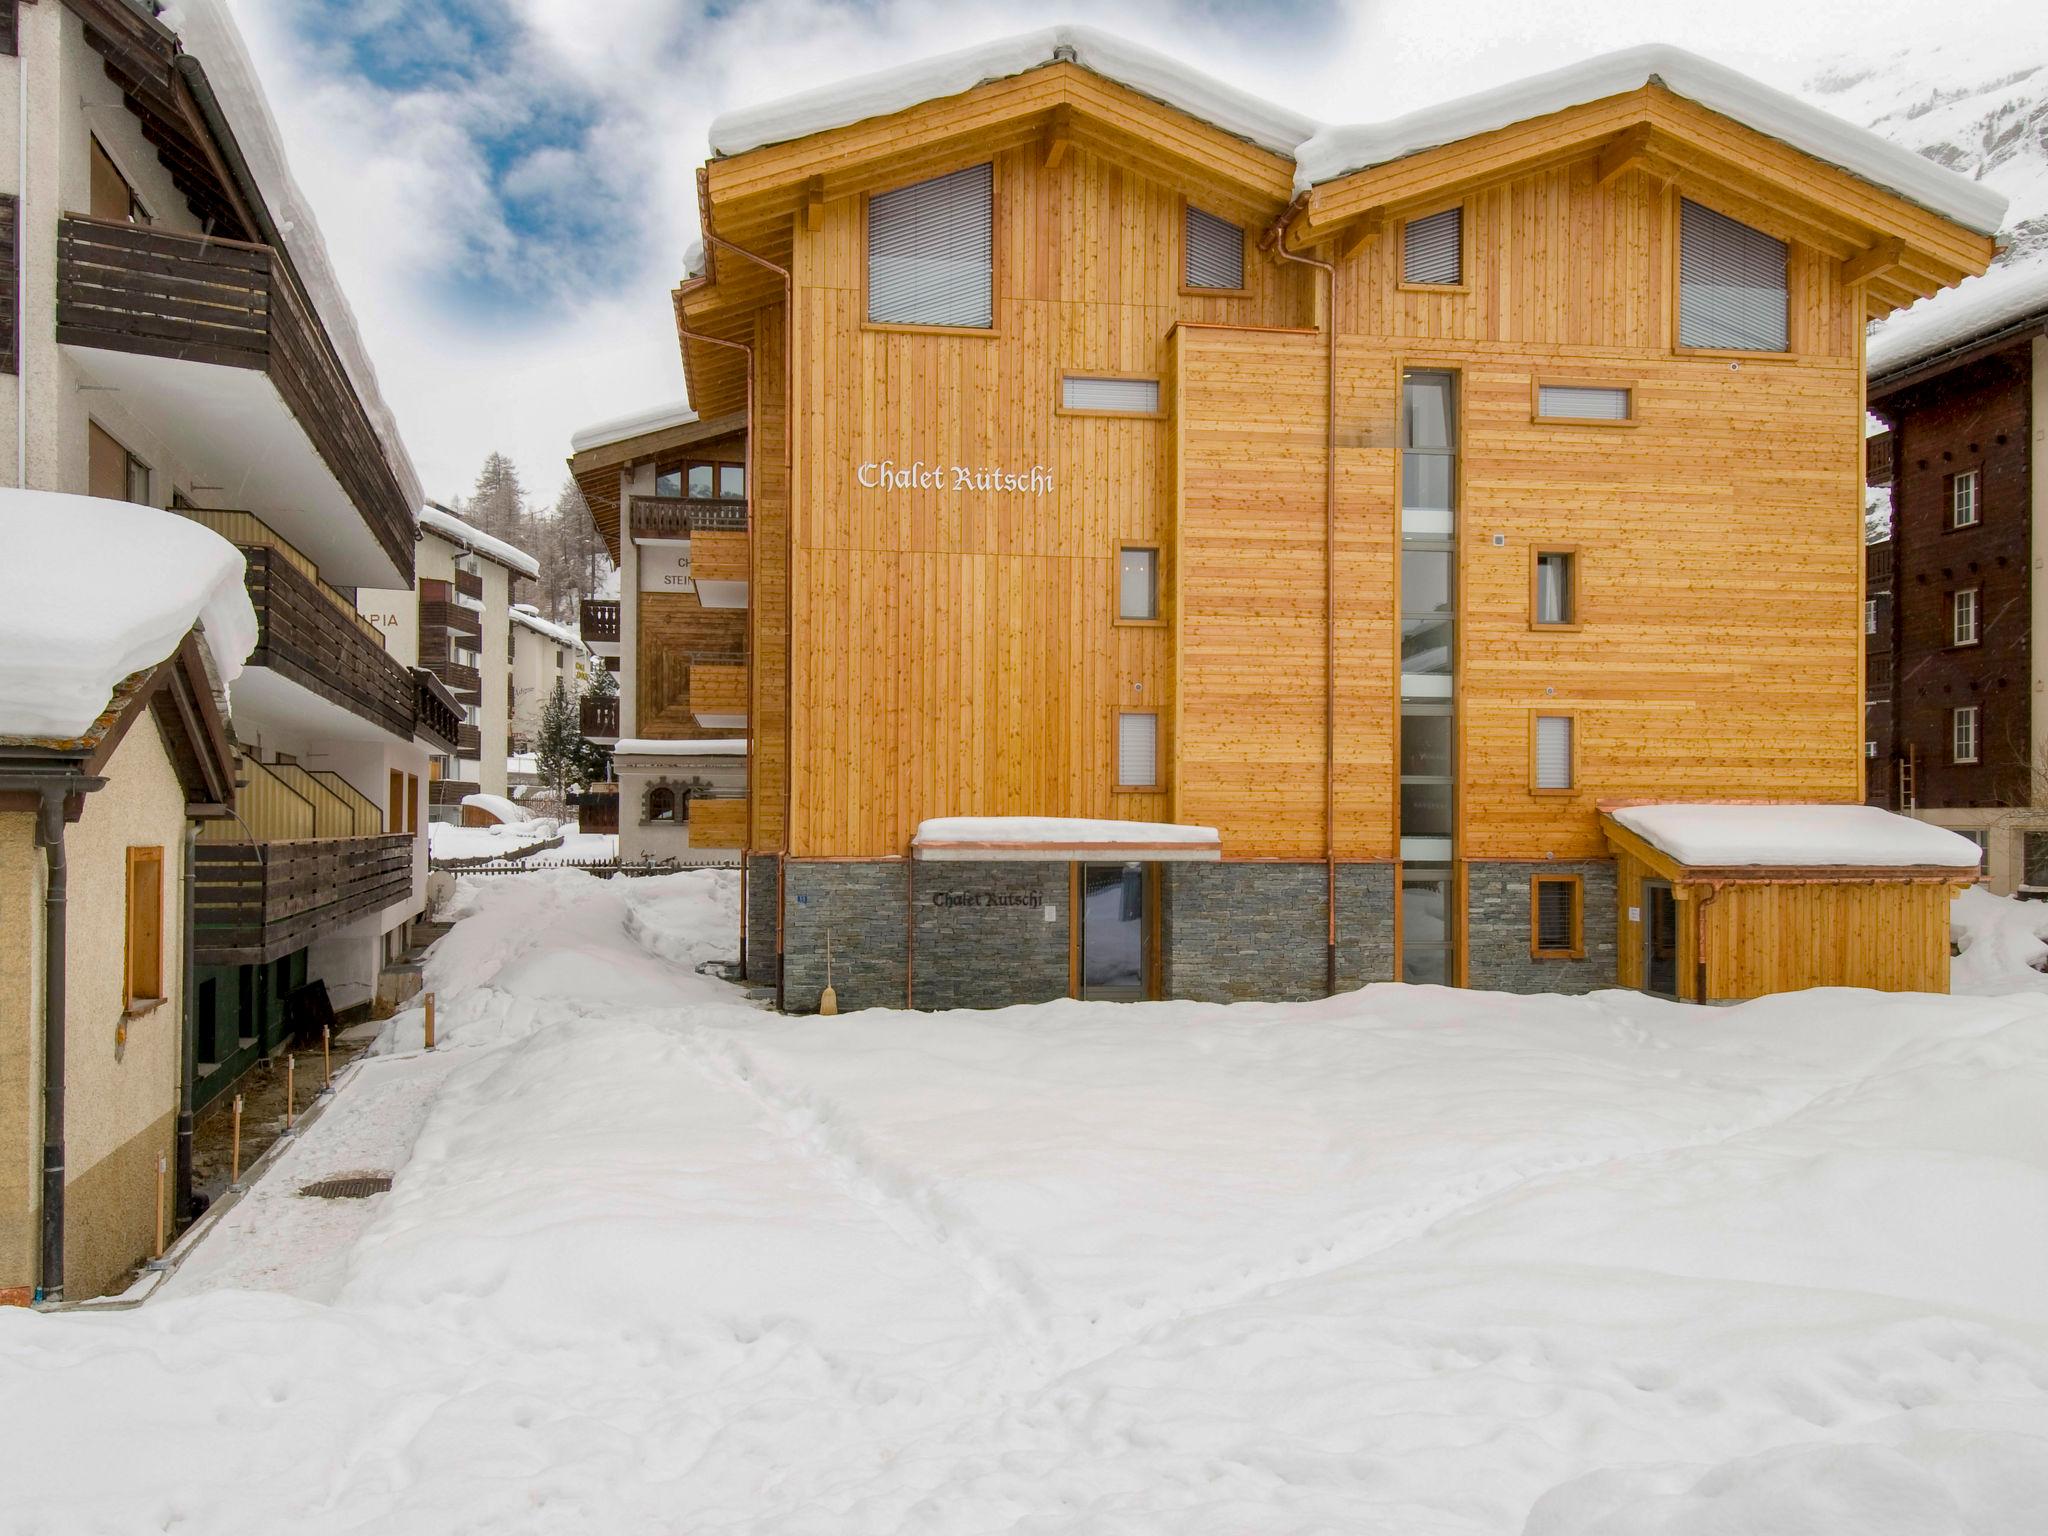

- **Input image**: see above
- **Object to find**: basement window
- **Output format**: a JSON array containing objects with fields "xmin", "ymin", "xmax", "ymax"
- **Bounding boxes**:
[
  {"xmin": 1402, "ymin": 206, "xmax": 1463, "ymax": 287},
  {"xmin": 1530, "ymin": 876, "xmax": 1583, "ymax": 960},
  {"xmin": 1184, "ymin": 205, "xmax": 1245, "ymax": 290},
  {"xmin": 867, "ymin": 162, "xmax": 993, "ymax": 329}
]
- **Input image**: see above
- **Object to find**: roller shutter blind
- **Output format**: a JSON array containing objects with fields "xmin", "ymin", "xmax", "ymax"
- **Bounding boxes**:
[
  {"xmin": 1535, "ymin": 716, "xmax": 1573, "ymax": 789},
  {"xmin": 1184, "ymin": 205, "xmax": 1244, "ymax": 289},
  {"xmin": 1118, "ymin": 712, "xmax": 1159, "ymax": 787},
  {"xmin": 1062, "ymin": 376, "xmax": 1160, "ymax": 414},
  {"xmin": 1537, "ymin": 384, "xmax": 1630, "ymax": 420},
  {"xmin": 1679, "ymin": 199, "xmax": 1788, "ymax": 351},
  {"xmin": 867, "ymin": 163, "xmax": 993, "ymax": 328},
  {"xmin": 1403, "ymin": 207, "xmax": 1462, "ymax": 285}
]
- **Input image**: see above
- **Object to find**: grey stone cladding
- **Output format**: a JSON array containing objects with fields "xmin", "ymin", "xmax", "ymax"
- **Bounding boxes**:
[
  {"xmin": 1334, "ymin": 863, "xmax": 1397, "ymax": 991},
  {"xmin": 782, "ymin": 860, "xmax": 908, "ymax": 1012},
  {"xmin": 913, "ymin": 861, "xmax": 1071, "ymax": 1011},
  {"xmin": 1465, "ymin": 860, "xmax": 1618, "ymax": 994},
  {"xmin": 744, "ymin": 854, "xmax": 779, "ymax": 985},
  {"xmin": 1161, "ymin": 862, "xmax": 1329, "ymax": 1003}
]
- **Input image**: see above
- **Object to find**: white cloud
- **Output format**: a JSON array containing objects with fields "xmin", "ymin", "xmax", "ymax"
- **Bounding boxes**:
[{"xmin": 218, "ymin": 0, "xmax": 2048, "ymax": 507}]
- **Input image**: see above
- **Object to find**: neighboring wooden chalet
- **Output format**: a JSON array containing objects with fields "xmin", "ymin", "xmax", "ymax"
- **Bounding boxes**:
[
  {"xmin": 613, "ymin": 29, "xmax": 2001, "ymax": 1009},
  {"xmin": 1865, "ymin": 262, "xmax": 2048, "ymax": 891}
]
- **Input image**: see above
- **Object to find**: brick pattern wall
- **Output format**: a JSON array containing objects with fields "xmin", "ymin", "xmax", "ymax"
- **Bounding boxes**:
[
  {"xmin": 1335, "ymin": 864, "xmax": 1397, "ymax": 991},
  {"xmin": 1161, "ymin": 862, "xmax": 1330, "ymax": 1003},
  {"xmin": 1875, "ymin": 347, "xmax": 2034, "ymax": 810},
  {"xmin": 745, "ymin": 854, "xmax": 778, "ymax": 984},
  {"xmin": 783, "ymin": 860, "xmax": 907, "ymax": 1012},
  {"xmin": 914, "ymin": 862, "xmax": 1070, "ymax": 1011},
  {"xmin": 1466, "ymin": 860, "xmax": 1618, "ymax": 995}
]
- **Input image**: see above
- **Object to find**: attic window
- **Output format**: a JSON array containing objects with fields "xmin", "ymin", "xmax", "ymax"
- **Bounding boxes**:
[
  {"xmin": 1678, "ymin": 199, "xmax": 1788, "ymax": 352},
  {"xmin": 1402, "ymin": 207, "xmax": 1462, "ymax": 286},
  {"xmin": 1184, "ymin": 205, "xmax": 1245, "ymax": 290},
  {"xmin": 868, "ymin": 162, "xmax": 993, "ymax": 329}
]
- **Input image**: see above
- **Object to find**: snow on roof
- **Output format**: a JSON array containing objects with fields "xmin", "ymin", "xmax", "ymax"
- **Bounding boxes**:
[
  {"xmin": 0, "ymin": 494, "xmax": 258, "ymax": 740},
  {"xmin": 459, "ymin": 792, "xmax": 530, "ymax": 824},
  {"xmin": 159, "ymin": 1, "xmax": 424, "ymax": 513},
  {"xmin": 709, "ymin": 26, "xmax": 1317, "ymax": 163},
  {"xmin": 1296, "ymin": 45, "xmax": 2004, "ymax": 231},
  {"xmin": 509, "ymin": 605, "xmax": 585, "ymax": 651},
  {"xmin": 1609, "ymin": 803, "xmax": 1984, "ymax": 870},
  {"xmin": 707, "ymin": 30, "xmax": 2002, "ymax": 237},
  {"xmin": 417, "ymin": 506, "xmax": 542, "ymax": 580},
  {"xmin": 1868, "ymin": 256, "xmax": 2048, "ymax": 382},
  {"xmin": 913, "ymin": 816, "xmax": 1222, "ymax": 861},
  {"xmin": 570, "ymin": 400, "xmax": 699, "ymax": 455},
  {"xmin": 613, "ymin": 737, "xmax": 748, "ymax": 756}
]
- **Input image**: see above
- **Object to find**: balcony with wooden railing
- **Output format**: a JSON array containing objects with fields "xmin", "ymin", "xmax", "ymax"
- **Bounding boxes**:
[
  {"xmin": 430, "ymin": 778, "xmax": 481, "ymax": 808},
  {"xmin": 55, "ymin": 214, "xmax": 413, "ymax": 581},
  {"xmin": 581, "ymin": 598, "xmax": 620, "ymax": 646},
  {"xmin": 192, "ymin": 754, "xmax": 413, "ymax": 965},
  {"xmin": 581, "ymin": 695, "xmax": 620, "ymax": 740},
  {"xmin": 690, "ymin": 654, "xmax": 748, "ymax": 726},
  {"xmin": 455, "ymin": 568, "xmax": 484, "ymax": 601},
  {"xmin": 628, "ymin": 494, "xmax": 747, "ymax": 542}
]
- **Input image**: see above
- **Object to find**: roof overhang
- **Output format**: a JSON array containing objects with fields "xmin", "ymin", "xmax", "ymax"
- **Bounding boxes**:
[{"xmin": 567, "ymin": 411, "xmax": 748, "ymax": 564}]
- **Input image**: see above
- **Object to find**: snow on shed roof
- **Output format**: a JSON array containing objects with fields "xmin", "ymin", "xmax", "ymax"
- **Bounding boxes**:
[
  {"xmin": 1608, "ymin": 804, "xmax": 1984, "ymax": 870},
  {"xmin": 570, "ymin": 400, "xmax": 699, "ymax": 455},
  {"xmin": 160, "ymin": 1, "xmax": 424, "ymax": 512},
  {"xmin": 707, "ymin": 30, "xmax": 2003, "ymax": 236},
  {"xmin": 418, "ymin": 506, "xmax": 542, "ymax": 580},
  {"xmin": 509, "ymin": 605, "xmax": 585, "ymax": 651},
  {"xmin": 613, "ymin": 737, "xmax": 748, "ymax": 756},
  {"xmin": 710, "ymin": 26, "xmax": 1318, "ymax": 163},
  {"xmin": 913, "ymin": 815, "xmax": 1221, "ymax": 861},
  {"xmin": 0, "ymin": 494, "xmax": 257, "ymax": 740},
  {"xmin": 1868, "ymin": 256, "xmax": 2048, "ymax": 382}
]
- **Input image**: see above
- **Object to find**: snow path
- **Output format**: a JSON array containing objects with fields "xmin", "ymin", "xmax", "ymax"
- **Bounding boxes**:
[{"xmin": 3, "ymin": 870, "xmax": 2047, "ymax": 1534}]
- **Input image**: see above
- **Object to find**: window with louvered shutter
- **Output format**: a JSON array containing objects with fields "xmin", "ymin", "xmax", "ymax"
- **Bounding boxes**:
[
  {"xmin": 1403, "ymin": 207, "xmax": 1462, "ymax": 285},
  {"xmin": 1118, "ymin": 712, "xmax": 1158, "ymax": 787},
  {"xmin": 1062, "ymin": 376, "xmax": 1160, "ymax": 414},
  {"xmin": 1184, "ymin": 205, "xmax": 1244, "ymax": 290},
  {"xmin": 1534, "ymin": 715, "xmax": 1573, "ymax": 790},
  {"xmin": 0, "ymin": 194, "xmax": 15, "ymax": 375},
  {"xmin": 1532, "ymin": 878, "xmax": 1579, "ymax": 957},
  {"xmin": 1678, "ymin": 199, "xmax": 1788, "ymax": 351},
  {"xmin": 1537, "ymin": 384, "xmax": 1630, "ymax": 420},
  {"xmin": 867, "ymin": 163, "xmax": 993, "ymax": 328}
]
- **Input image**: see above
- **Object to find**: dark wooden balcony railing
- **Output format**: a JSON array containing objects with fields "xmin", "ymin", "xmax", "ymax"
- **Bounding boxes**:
[
  {"xmin": 242, "ymin": 547, "xmax": 414, "ymax": 738},
  {"xmin": 456, "ymin": 724, "xmax": 482, "ymax": 758},
  {"xmin": 581, "ymin": 599, "xmax": 620, "ymax": 645},
  {"xmin": 455, "ymin": 568, "xmax": 484, "ymax": 600},
  {"xmin": 413, "ymin": 670, "xmax": 461, "ymax": 752},
  {"xmin": 629, "ymin": 495, "xmax": 748, "ymax": 542},
  {"xmin": 1866, "ymin": 430, "xmax": 1894, "ymax": 487},
  {"xmin": 422, "ymin": 597, "xmax": 482, "ymax": 644},
  {"xmin": 192, "ymin": 834, "xmax": 413, "ymax": 966},
  {"xmin": 429, "ymin": 779, "xmax": 481, "ymax": 807},
  {"xmin": 438, "ymin": 662, "xmax": 482, "ymax": 697},
  {"xmin": 581, "ymin": 696, "xmax": 620, "ymax": 738},
  {"xmin": 55, "ymin": 214, "xmax": 412, "ymax": 578}
]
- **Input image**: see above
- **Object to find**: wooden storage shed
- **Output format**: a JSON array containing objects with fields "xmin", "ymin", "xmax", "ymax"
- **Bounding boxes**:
[{"xmin": 1598, "ymin": 804, "xmax": 1981, "ymax": 1001}]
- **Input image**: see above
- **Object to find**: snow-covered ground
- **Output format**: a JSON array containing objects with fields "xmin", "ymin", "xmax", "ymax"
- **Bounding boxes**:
[
  {"xmin": 4, "ymin": 870, "xmax": 2046, "ymax": 1534},
  {"xmin": 427, "ymin": 817, "xmax": 560, "ymax": 862}
]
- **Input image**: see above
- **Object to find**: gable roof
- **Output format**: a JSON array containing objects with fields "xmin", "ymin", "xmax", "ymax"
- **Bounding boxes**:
[
  {"xmin": 1868, "ymin": 256, "xmax": 2048, "ymax": 389},
  {"xmin": 706, "ymin": 28, "xmax": 2005, "ymax": 237},
  {"xmin": 417, "ymin": 505, "xmax": 541, "ymax": 581}
]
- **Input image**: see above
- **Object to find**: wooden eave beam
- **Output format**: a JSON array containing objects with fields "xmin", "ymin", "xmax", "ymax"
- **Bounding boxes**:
[
  {"xmin": 1042, "ymin": 104, "xmax": 1073, "ymax": 168},
  {"xmin": 1841, "ymin": 235, "xmax": 1908, "ymax": 287},
  {"xmin": 1595, "ymin": 127, "xmax": 1665, "ymax": 189},
  {"xmin": 1334, "ymin": 208, "xmax": 1384, "ymax": 263},
  {"xmin": 803, "ymin": 175, "xmax": 826, "ymax": 233}
]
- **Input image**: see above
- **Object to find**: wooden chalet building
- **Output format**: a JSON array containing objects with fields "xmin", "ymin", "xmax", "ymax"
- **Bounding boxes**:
[
  {"xmin": 1864, "ymin": 263, "xmax": 2048, "ymax": 891},
  {"xmin": 598, "ymin": 29, "xmax": 2001, "ymax": 1009}
]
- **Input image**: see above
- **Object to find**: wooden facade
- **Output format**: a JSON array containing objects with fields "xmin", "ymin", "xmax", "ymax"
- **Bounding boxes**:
[{"xmin": 640, "ymin": 46, "xmax": 1996, "ymax": 1001}]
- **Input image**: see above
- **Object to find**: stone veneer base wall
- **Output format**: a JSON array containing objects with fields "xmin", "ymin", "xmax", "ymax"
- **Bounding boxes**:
[{"xmin": 1465, "ymin": 860, "xmax": 1619, "ymax": 994}]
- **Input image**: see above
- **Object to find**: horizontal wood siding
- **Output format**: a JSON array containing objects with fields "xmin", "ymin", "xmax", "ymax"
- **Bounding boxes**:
[
  {"xmin": 191, "ymin": 834, "xmax": 413, "ymax": 966},
  {"xmin": 243, "ymin": 548, "xmax": 416, "ymax": 739},
  {"xmin": 689, "ymin": 797, "xmax": 748, "ymax": 849}
]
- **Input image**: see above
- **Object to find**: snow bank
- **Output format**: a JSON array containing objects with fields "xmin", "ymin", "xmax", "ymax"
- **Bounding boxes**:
[
  {"xmin": 613, "ymin": 736, "xmax": 748, "ymax": 756},
  {"xmin": 458, "ymin": 792, "xmax": 530, "ymax": 825},
  {"xmin": 569, "ymin": 399, "xmax": 697, "ymax": 454},
  {"xmin": 1296, "ymin": 44, "xmax": 2005, "ymax": 229},
  {"xmin": 707, "ymin": 30, "xmax": 2001, "ymax": 237},
  {"xmin": 0, "ymin": 493, "xmax": 257, "ymax": 739},
  {"xmin": 417, "ymin": 506, "xmax": 542, "ymax": 580},
  {"xmin": 1611, "ymin": 802, "xmax": 1985, "ymax": 868},
  {"xmin": 427, "ymin": 820, "xmax": 555, "ymax": 862},
  {"xmin": 1951, "ymin": 884, "xmax": 2048, "ymax": 995},
  {"xmin": 158, "ymin": 0, "xmax": 424, "ymax": 514},
  {"xmin": 508, "ymin": 604, "xmax": 584, "ymax": 651},
  {"xmin": 1869, "ymin": 254, "xmax": 2048, "ymax": 381},
  {"xmin": 709, "ymin": 25, "xmax": 1317, "ymax": 162}
]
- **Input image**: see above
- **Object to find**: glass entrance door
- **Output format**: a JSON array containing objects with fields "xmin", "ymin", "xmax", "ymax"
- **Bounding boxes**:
[
  {"xmin": 1079, "ymin": 862, "xmax": 1149, "ymax": 1001},
  {"xmin": 1644, "ymin": 881, "xmax": 1679, "ymax": 999}
]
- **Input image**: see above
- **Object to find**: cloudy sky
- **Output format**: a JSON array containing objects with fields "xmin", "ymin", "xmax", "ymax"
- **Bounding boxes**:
[{"xmin": 219, "ymin": 0, "xmax": 2041, "ymax": 508}]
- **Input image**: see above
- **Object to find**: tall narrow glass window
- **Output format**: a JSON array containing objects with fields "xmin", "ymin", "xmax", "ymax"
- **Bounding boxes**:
[{"xmin": 1401, "ymin": 370, "xmax": 1459, "ymax": 875}]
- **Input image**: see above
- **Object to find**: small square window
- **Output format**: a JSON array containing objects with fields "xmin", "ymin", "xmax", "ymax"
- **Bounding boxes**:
[
  {"xmin": 1531, "ymin": 876, "xmax": 1581, "ymax": 959},
  {"xmin": 1403, "ymin": 206, "xmax": 1462, "ymax": 286},
  {"xmin": 719, "ymin": 464, "xmax": 746, "ymax": 499},
  {"xmin": 1952, "ymin": 588, "xmax": 1980, "ymax": 646},
  {"xmin": 1953, "ymin": 705, "xmax": 1980, "ymax": 765},
  {"xmin": 1118, "ymin": 547, "xmax": 1159, "ymax": 621},
  {"xmin": 1533, "ymin": 550, "xmax": 1576, "ymax": 627},
  {"xmin": 1951, "ymin": 470, "xmax": 1980, "ymax": 528},
  {"xmin": 1117, "ymin": 711, "xmax": 1159, "ymax": 789},
  {"xmin": 1534, "ymin": 714, "xmax": 1574, "ymax": 791},
  {"xmin": 1865, "ymin": 598, "xmax": 1878, "ymax": 635}
]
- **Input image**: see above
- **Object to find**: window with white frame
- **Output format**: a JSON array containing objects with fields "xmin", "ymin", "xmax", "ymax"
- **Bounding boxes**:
[
  {"xmin": 1534, "ymin": 714, "xmax": 1574, "ymax": 791},
  {"xmin": 1865, "ymin": 598, "xmax": 1878, "ymax": 634},
  {"xmin": 1678, "ymin": 199, "xmax": 1789, "ymax": 351},
  {"xmin": 1951, "ymin": 470, "xmax": 1980, "ymax": 528},
  {"xmin": 1403, "ymin": 206, "xmax": 1462, "ymax": 285},
  {"xmin": 1865, "ymin": 739, "xmax": 1878, "ymax": 758},
  {"xmin": 1952, "ymin": 588, "xmax": 1980, "ymax": 646},
  {"xmin": 1953, "ymin": 705, "xmax": 1980, "ymax": 764},
  {"xmin": 867, "ymin": 162, "xmax": 993, "ymax": 328},
  {"xmin": 1117, "ymin": 711, "xmax": 1159, "ymax": 788},
  {"xmin": 1184, "ymin": 205, "xmax": 1244, "ymax": 290}
]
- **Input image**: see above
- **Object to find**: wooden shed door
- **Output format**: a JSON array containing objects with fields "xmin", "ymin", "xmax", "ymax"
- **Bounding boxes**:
[{"xmin": 1644, "ymin": 881, "xmax": 1679, "ymax": 999}]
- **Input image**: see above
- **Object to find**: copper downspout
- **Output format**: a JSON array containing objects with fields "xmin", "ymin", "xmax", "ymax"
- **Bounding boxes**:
[
  {"xmin": 1693, "ymin": 881, "xmax": 1723, "ymax": 1005},
  {"xmin": 702, "ymin": 232, "xmax": 796, "ymax": 1009},
  {"xmin": 1264, "ymin": 195, "xmax": 1340, "ymax": 995}
]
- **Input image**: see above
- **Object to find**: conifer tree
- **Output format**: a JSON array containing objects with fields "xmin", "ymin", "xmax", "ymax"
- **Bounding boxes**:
[{"xmin": 534, "ymin": 676, "xmax": 581, "ymax": 817}]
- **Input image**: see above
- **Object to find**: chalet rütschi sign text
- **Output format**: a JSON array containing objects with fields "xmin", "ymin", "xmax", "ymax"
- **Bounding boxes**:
[{"xmin": 857, "ymin": 459, "xmax": 1055, "ymax": 494}]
